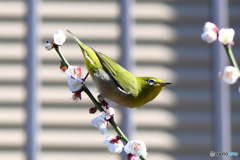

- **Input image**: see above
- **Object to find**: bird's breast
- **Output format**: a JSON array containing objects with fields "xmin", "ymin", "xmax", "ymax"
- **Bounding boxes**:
[
  {"xmin": 91, "ymin": 69, "xmax": 134, "ymax": 107},
  {"xmin": 93, "ymin": 69, "xmax": 111, "ymax": 82}
]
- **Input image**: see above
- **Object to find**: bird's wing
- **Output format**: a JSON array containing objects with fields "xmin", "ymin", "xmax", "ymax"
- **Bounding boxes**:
[{"xmin": 93, "ymin": 49, "xmax": 137, "ymax": 95}]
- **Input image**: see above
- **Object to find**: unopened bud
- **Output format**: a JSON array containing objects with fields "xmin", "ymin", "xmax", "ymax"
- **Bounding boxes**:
[
  {"xmin": 89, "ymin": 106, "xmax": 97, "ymax": 114},
  {"xmin": 60, "ymin": 64, "xmax": 68, "ymax": 72},
  {"xmin": 44, "ymin": 41, "xmax": 54, "ymax": 50}
]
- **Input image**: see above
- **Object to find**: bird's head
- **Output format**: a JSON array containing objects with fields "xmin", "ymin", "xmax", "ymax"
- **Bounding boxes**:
[{"xmin": 135, "ymin": 77, "xmax": 171, "ymax": 107}]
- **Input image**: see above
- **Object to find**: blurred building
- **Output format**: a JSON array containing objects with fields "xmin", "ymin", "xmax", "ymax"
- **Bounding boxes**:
[{"xmin": 0, "ymin": 0, "xmax": 240, "ymax": 160}]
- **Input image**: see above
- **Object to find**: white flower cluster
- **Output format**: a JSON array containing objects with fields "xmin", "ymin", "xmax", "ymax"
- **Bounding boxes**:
[
  {"xmin": 91, "ymin": 106, "xmax": 115, "ymax": 134},
  {"xmin": 201, "ymin": 22, "xmax": 239, "ymax": 85},
  {"xmin": 44, "ymin": 30, "xmax": 66, "ymax": 50},
  {"xmin": 103, "ymin": 137, "xmax": 147, "ymax": 159},
  {"xmin": 91, "ymin": 99, "xmax": 147, "ymax": 158},
  {"xmin": 201, "ymin": 22, "xmax": 235, "ymax": 45}
]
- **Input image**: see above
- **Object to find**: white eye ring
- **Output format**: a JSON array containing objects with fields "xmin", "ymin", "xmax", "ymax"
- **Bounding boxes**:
[{"xmin": 147, "ymin": 79, "xmax": 155, "ymax": 85}]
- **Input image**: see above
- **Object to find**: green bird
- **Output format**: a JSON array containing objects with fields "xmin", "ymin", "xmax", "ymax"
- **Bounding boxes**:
[{"xmin": 67, "ymin": 30, "xmax": 171, "ymax": 108}]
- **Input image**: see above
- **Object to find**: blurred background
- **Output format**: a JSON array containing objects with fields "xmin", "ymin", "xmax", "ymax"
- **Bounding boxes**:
[{"xmin": 0, "ymin": 0, "xmax": 240, "ymax": 160}]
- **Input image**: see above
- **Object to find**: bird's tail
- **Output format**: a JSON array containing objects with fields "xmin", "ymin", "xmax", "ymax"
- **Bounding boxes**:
[
  {"xmin": 67, "ymin": 29, "xmax": 100, "ymax": 68},
  {"xmin": 67, "ymin": 29, "xmax": 90, "ymax": 54}
]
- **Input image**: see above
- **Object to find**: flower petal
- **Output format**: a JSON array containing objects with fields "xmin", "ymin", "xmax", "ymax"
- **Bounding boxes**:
[
  {"xmin": 203, "ymin": 22, "xmax": 218, "ymax": 32},
  {"xmin": 68, "ymin": 77, "xmax": 83, "ymax": 92},
  {"xmin": 91, "ymin": 116, "xmax": 108, "ymax": 134},
  {"xmin": 53, "ymin": 30, "xmax": 66, "ymax": 46},
  {"xmin": 218, "ymin": 28, "xmax": 235, "ymax": 45},
  {"xmin": 66, "ymin": 65, "xmax": 82, "ymax": 79},
  {"xmin": 201, "ymin": 30, "xmax": 217, "ymax": 43},
  {"xmin": 220, "ymin": 66, "xmax": 239, "ymax": 84}
]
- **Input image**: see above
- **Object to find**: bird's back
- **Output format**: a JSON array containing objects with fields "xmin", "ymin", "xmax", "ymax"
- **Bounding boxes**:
[{"xmin": 83, "ymin": 50, "xmax": 140, "ymax": 105}]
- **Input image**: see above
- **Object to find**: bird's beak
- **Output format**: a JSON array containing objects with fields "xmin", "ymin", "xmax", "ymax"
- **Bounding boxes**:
[{"xmin": 160, "ymin": 82, "xmax": 172, "ymax": 86}]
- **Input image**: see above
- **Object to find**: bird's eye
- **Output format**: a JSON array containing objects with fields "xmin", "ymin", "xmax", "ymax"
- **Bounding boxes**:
[{"xmin": 147, "ymin": 79, "xmax": 155, "ymax": 85}]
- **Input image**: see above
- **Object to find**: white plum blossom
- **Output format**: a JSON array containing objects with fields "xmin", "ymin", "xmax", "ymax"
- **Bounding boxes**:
[
  {"xmin": 103, "ymin": 136, "xmax": 124, "ymax": 154},
  {"xmin": 91, "ymin": 116, "xmax": 108, "ymax": 135},
  {"xmin": 124, "ymin": 140, "xmax": 147, "ymax": 158},
  {"xmin": 66, "ymin": 65, "xmax": 82, "ymax": 79},
  {"xmin": 201, "ymin": 22, "xmax": 218, "ymax": 43},
  {"xmin": 65, "ymin": 65, "xmax": 83, "ymax": 101},
  {"xmin": 101, "ymin": 107, "xmax": 114, "ymax": 120},
  {"xmin": 44, "ymin": 30, "xmax": 66, "ymax": 50},
  {"xmin": 219, "ymin": 66, "xmax": 239, "ymax": 84},
  {"xmin": 44, "ymin": 41, "xmax": 53, "ymax": 50},
  {"xmin": 218, "ymin": 28, "xmax": 235, "ymax": 45},
  {"xmin": 67, "ymin": 76, "xmax": 83, "ymax": 92},
  {"xmin": 65, "ymin": 65, "xmax": 83, "ymax": 92},
  {"xmin": 53, "ymin": 30, "xmax": 66, "ymax": 45}
]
